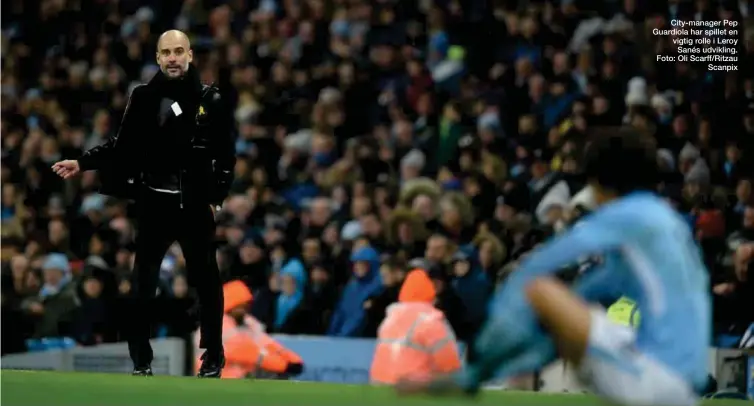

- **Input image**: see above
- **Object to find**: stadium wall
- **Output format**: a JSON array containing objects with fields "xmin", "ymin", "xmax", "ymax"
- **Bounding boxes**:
[
  {"xmin": 1, "ymin": 336, "xmax": 750, "ymax": 395},
  {"xmin": 0, "ymin": 338, "xmax": 185, "ymax": 376}
]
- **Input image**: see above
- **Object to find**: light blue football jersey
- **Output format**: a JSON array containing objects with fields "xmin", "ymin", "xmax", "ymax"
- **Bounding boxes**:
[{"xmin": 495, "ymin": 192, "xmax": 711, "ymax": 390}]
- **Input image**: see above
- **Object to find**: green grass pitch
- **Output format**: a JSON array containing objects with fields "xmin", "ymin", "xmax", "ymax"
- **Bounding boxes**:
[{"xmin": 0, "ymin": 370, "xmax": 748, "ymax": 406}]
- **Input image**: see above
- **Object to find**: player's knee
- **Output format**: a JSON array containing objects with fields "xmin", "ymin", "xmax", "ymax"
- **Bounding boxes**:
[{"xmin": 524, "ymin": 277, "xmax": 560, "ymax": 304}]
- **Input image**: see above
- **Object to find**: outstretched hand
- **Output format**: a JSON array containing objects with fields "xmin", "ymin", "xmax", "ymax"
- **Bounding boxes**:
[{"xmin": 51, "ymin": 160, "xmax": 81, "ymax": 179}]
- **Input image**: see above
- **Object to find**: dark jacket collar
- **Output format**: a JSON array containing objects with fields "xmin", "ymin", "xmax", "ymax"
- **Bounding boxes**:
[{"xmin": 148, "ymin": 64, "xmax": 203, "ymax": 95}]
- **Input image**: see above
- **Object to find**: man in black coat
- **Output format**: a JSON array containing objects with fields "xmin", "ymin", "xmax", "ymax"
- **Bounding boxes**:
[{"xmin": 52, "ymin": 30, "xmax": 234, "ymax": 378}]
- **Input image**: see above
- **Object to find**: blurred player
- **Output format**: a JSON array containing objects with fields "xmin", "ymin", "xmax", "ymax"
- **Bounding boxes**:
[{"xmin": 398, "ymin": 129, "xmax": 711, "ymax": 406}]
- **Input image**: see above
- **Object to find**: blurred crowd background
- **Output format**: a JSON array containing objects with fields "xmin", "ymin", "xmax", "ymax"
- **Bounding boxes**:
[{"xmin": 2, "ymin": 0, "xmax": 754, "ymax": 356}]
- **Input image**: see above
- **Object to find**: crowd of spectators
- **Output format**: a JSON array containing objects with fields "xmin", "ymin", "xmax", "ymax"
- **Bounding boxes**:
[{"xmin": 2, "ymin": 0, "xmax": 754, "ymax": 356}]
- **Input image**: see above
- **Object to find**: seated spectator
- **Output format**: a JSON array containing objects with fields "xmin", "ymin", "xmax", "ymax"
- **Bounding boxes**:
[
  {"xmin": 250, "ymin": 269, "xmax": 280, "ymax": 327},
  {"xmin": 473, "ymin": 231, "xmax": 507, "ymax": 278},
  {"xmin": 23, "ymin": 253, "xmax": 79, "ymax": 339},
  {"xmin": 426, "ymin": 262, "xmax": 468, "ymax": 341},
  {"xmin": 713, "ymin": 241, "xmax": 754, "ymax": 341},
  {"xmin": 159, "ymin": 272, "xmax": 198, "ymax": 339},
  {"xmin": 449, "ymin": 251, "xmax": 492, "ymax": 339},
  {"xmin": 385, "ymin": 207, "xmax": 428, "ymax": 260},
  {"xmin": 72, "ymin": 271, "xmax": 111, "ymax": 345},
  {"xmin": 272, "ymin": 258, "xmax": 314, "ymax": 334},
  {"xmin": 308, "ymin": 261, "xmax": 338, "ymax": 334},
  {"xmin": 228, "ymin": 233, "xmax": 269, "ymax": 292},
  {"xmin": 363, "ymin": 258, "xmax": 407, "ymax": 337},
  {"xmin": 327, "ymin": 246, "xmax": 383, "ymax": 337}
]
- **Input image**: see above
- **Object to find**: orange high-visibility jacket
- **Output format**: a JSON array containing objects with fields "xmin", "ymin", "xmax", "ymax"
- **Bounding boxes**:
[
  {"xmin": 194, "ymin": 281, "xmax": 303, "ymax": 379},
  {"xmin": 194, "ymin": 314, "xmax": 303, "ymax": 379},
  {"xmin": 370, "ymin": 270, "xmax": 462, "ymax": 384}
]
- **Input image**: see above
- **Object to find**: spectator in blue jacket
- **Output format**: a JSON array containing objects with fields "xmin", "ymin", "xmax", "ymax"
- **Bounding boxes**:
[
  {"xmin": 272, "ymin": 258, "xmax": 314, "ymax": 334},
  {"xmin": 327, "ymin": 246, "xmax": 383, "ymax": 337}
]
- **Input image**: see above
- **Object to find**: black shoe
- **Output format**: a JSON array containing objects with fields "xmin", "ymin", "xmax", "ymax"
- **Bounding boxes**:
[
  {"xmin": 132, "ymin": 366, "xmax": 153, "ymax": 376},
  {"xmin": 197, "ymin": 351, "xmax": 225, "ymax": 378}
]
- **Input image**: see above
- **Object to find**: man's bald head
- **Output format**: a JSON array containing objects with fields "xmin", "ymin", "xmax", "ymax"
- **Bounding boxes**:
[
  {"xmin": 158, "ymin": 30, "xmax": 190, "ymax": 49},
  {"xmin": 156, "ymin": 30, "xmax": 193, "ymax": 79}
]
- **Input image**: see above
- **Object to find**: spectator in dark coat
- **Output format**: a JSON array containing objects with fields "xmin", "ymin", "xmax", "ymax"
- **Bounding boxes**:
[
  {"xmin": 427, "ymin": 263, "xmax": 469, "ymax": 341},
  {"xmin": 24, "ymin": 254, "xmax": 79, "ymax": 339},
  {"xmin": 229, "ymin": 234, "xmax": 270, "ymax": 292},
  {"xmin": 72, "ymin": 272, "xmax": 111, "ymax": 345},
  {"xmin": 159, "ymin": 272, "xmax": 198, "ymax": 339},
  {"xmin": 450, "ymin": 251, "xmax": 492, "ymax": 338},
  {"xmin": 363, "ymin": 259, "xmax": 406, "ymax": 337},
  {"xmin": 250, "ymin": 272, "xmax": 280, "ymax": 329},
  {"xmin": 308, "ymin": 261, "xmax": 338, "ymax": 335}
]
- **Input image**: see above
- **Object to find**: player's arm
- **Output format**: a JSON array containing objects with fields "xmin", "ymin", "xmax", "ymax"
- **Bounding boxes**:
[
  {"xmin": 572, "ymin": 257, "xmax": 627, "ymax": 305},
  {"xmin": 506, "ymin": 208, "xmax": 631, "ymax": 291},
  {"xmin": 444, "ymin": 215, "xmax": 630, "ymax": 394}
]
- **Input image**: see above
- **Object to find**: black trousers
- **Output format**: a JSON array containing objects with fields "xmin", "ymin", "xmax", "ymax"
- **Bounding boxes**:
[{"xmin": 128, "ymin": 189, "xmax": 223, "ymax": 367}]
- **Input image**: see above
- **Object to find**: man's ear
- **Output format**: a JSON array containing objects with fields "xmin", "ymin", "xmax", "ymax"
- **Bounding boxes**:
[{"xmin": 188, "ymin": 49, "xmax": 194, "ymax": 64}]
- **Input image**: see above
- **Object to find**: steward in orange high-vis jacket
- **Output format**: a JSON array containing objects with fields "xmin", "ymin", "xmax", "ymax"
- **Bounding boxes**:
[
  {"xmin": 194, "ymin": 280, "xmax": 304, "ymax": 379},
  {"xmin": 370, "ymin": 269, "xmax": 462, "ymax": 384}
]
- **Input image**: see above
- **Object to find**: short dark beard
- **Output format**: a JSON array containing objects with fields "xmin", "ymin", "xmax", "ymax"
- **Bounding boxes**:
[{"xmin": 162, "ymin": 67, "xmax": 185, "ymax": 80}]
